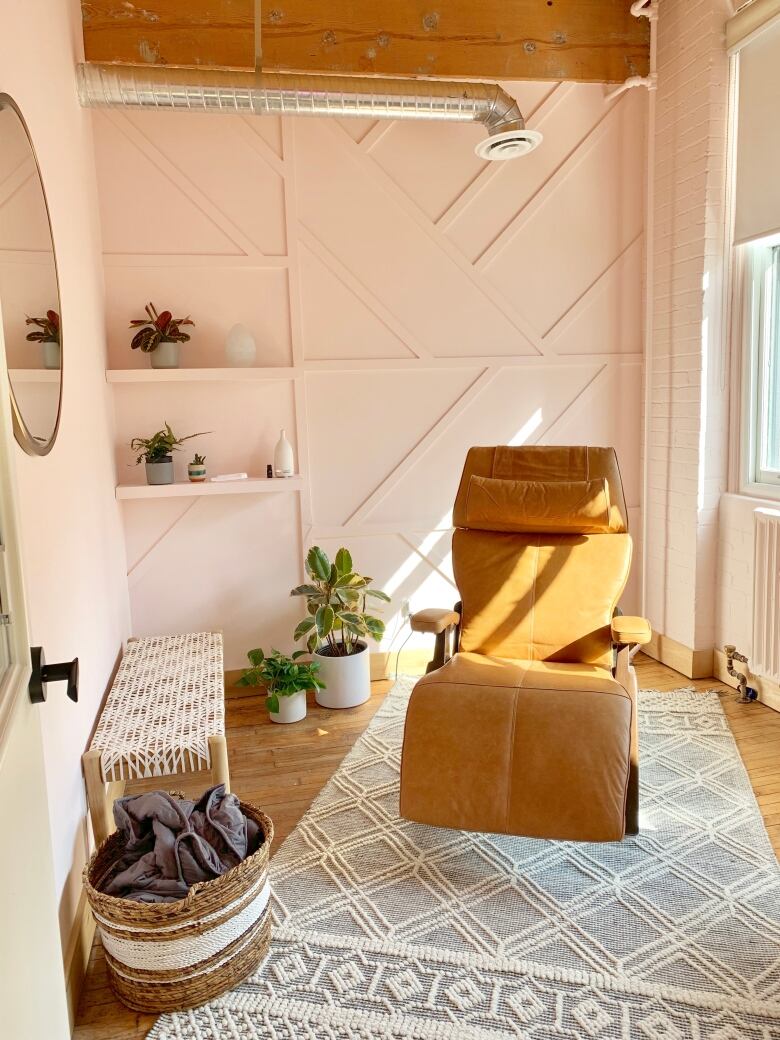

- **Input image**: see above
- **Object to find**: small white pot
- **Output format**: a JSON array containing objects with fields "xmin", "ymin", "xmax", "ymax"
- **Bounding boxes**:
[
  {"xmin": 42, "ymin": 341, "xmax": 60, "ymax": 370},
  {"xmin": 150, "ymin": 341, "xmax": 180, "ymax": 369},
  {"xmin": 269, "ymin": 688, "xmax": 307, "ymax": 724},
  {"xmin": 315, "ymin": 642, "xmax": 370, "ymax": 709}
]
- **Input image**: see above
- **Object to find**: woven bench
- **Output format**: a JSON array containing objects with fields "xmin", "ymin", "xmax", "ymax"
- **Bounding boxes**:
[{"xmin": 82, "ymin": 632, "xmax": 230, "ymax": 847}]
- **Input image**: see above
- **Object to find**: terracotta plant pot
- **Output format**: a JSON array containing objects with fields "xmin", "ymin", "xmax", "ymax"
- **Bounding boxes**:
[{"xmin": 188, "ymin": 462, "xmax": 207, "ymax": 483}]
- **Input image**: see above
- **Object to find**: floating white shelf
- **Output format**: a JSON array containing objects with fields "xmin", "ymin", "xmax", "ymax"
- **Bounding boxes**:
[
  {"xmin": 107, "ymin": 367, "xmax": 298, "ymax": 383},
  {"xmin": 116, "ymin": 476, "xmax": 305, "ymax": 500},
  {"xmin": 9, "ymin": 369, "xmax": 59, "ymax": 382}
]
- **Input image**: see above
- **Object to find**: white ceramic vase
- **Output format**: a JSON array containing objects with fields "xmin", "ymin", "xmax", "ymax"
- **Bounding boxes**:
[
  {"xmin": 225, "ymin": 323, "xmax": 257, "ymax": 368},
  {"xmin": 274, "ymin": 428, "xmax": 294, "ymax": 477},
  {"xmin": 269, "ymin": 688, "xmax": 307, "ymax": 724},
  {"xmin": 314, "ymin": 642, "xmax": 370, "ymax": 708}
]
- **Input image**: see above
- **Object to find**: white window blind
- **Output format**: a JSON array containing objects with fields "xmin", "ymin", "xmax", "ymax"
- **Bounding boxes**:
[{"xmin": 735, "ymin": 16, "xmax": 780, "ymax": 244}]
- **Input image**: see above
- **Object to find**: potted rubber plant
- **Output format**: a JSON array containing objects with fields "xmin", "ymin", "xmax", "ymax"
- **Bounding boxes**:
[
  {"xmin": 26, "ymin": 310, "xmax": 60, "ymax": 370},
  {"xmin": 131, "ymin": 423, "xmax": 210, "ymax": 485},
  {"xmin": 236, "ymin": 648, "xmax": 324, "ymax": 724},
  {"xmin": 291, "ymin": 546, "xmax": 389, "ymax": 708},
  {"xmin": 129, "ymin": 302, "xmax": 194, "ymax": 369}
]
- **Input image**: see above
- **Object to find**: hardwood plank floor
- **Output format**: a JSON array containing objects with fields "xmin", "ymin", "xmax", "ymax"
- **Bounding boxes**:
[{"xmin": 73, "ymin": 657, "xmax": 780, "ymax": 1040}]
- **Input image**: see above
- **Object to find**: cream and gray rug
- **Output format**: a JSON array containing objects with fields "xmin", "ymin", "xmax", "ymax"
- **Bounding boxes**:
[{"xmin": 150, "ymin": 679, "xmax": 780, "ymax": 1039}]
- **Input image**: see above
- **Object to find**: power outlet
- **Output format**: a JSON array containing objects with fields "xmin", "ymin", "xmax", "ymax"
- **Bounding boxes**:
[{"xmin": 400, "ymin": 598, "xmax": 411, "ymax": 620}]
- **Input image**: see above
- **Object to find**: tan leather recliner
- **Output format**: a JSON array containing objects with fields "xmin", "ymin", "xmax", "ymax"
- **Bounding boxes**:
[{"xmin": 399, "ymin": 445, "xmax": 651, "ymax": 842}]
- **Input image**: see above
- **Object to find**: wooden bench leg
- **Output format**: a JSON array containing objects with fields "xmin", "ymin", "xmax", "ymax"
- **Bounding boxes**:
[
  {"xmin": 82, "ymin": 750, "xmax": 112, "ymax": 849},
  {"xmin": 209, "ymin": 734, "xmax": 230, "ymax": 793}
]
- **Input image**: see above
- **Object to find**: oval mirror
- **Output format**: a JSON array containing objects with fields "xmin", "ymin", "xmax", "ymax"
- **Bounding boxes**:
[{"xmin": 0, "ymin": 94, "xmax": 62, "ymax": 455}]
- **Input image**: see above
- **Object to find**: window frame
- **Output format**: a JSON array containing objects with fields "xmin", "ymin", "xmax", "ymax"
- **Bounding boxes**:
[{"xmin": 740, "ymin": 233, "xmax": 780, "ymax": 498}]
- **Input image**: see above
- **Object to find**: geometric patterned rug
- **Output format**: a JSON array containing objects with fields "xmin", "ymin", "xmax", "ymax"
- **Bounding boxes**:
[{"xmin": 149, "ymin": 679, "xmax": 780, "ymax": 1039}]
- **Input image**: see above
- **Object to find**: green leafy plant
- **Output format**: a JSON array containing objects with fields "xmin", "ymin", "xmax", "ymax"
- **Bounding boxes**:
[
  {"xmin": 236, "ymin": 648, "xmax": 325, "ymax": 715},
  {"xmin": 129, "ymin": 302, "xmax": 194, "ymax": 353},
  {"xmin": 130, "ymin": 422, "xmax": 210, "ymax": 464},
  {"xmin": 26, "ymin": 310, "xmax": 60, "ymax": 344},
  {"xmin": 291, "ymin": 546, "xmax": 390, "ymax": 657},
  {"xmin": 190, "ymin": 453, "xmax": 206, "ymax": 466}
]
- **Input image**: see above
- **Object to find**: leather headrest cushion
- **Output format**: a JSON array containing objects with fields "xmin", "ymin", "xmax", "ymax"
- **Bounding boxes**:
[{"xmin": 461, "ymin": 476, "xmax": 612, "ymax": 534}]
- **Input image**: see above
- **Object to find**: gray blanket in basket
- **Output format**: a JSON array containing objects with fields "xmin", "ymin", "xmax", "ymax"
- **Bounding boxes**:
[{"xmin": 102, "ymin": 785, "xmax": 260, "ymax": 903}]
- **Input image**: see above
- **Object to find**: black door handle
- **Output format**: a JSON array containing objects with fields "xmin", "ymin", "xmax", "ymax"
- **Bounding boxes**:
[{"xmin": 29, "ymin": 646, "xmax": 79, "ymax": 704}]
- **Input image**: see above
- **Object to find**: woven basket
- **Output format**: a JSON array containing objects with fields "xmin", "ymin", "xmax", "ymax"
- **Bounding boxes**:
[{"xmin": 83, "ymin": 799, "xmax": 274, "ymax": 1012}]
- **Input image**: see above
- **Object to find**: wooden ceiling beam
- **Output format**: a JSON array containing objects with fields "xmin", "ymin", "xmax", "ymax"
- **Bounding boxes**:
[{"xmin": 81, "ymin": 2, "xmax": 650, "ymax": 83}]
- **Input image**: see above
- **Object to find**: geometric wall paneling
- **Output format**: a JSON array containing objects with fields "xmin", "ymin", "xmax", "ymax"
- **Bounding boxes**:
[
  {"xmin": 543, "ymin": 235, "xmax": 644, "ymax": 356},
  {"xmin": 440, "ymin": 83, "xmax": 625, "ymax": 266},
  {"xmin": 238, "ymin": 114, "xmax": 284, "ymax": 162},
  {"xmin": 305, "ymin": 368, "xmax": 482, "ymax": 526},
  {"xmin": 123, "ymin": 493, "xmax": 303, "ymax": 667},
  {"xmin": 94, "ymin": 78, "xmax": 647, "ymax": 664},
  {"xmin": 294, "ymin": 119, "xmax": 541, "ymax": 358},
  {"xmin": 120, "ymin": 111, "xmax": 288, "ymax": 257},
  {"xmin": 298, "ymin": 238, "xmax": 418, "ymax": 361},
  {"xmin": 478, "ymin": 88, "xmax": 647, "ymax": 336},
  {"xmin": 364, "ymin": 117, "xmax": 490, "ymax": 225},
  {"xmin": 103, "ymin": 265, "xmax": 293, "ymax": 369},
  {"xmin": 0, "ymin": 169, "xmax": 53, "ymax": 252},
  {"xmin": 93, "ymin": 113, "xmax": 244, "ymax": 257},
  {"xmin": 112, "ymin": 379, "xmax": 298, "ymax": 482},
  {"xmin": 353, "ymin": 362, "xmax": 619, "ymax": 530}
]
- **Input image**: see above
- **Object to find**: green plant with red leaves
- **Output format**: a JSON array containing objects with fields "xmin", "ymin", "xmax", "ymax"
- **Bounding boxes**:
[
  {"xmin": 129, "ymin": 302, "xmax": 194, "ymax": 354},
  {"xmin": 25, "ymin": 310, "xmax": 60, "ymax": 344}
]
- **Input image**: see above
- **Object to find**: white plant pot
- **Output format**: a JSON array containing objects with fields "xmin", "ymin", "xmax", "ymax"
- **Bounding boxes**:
[
  {"xmin": 42, "ymin": 341, "xmax": 60, "ymax": 370},
  {"xmin": 315, "ymin": 642, "xmax": 370, "ymax": 709},
  {"xmin": 150, "ymin": 341, "xmax": 180, "ymax": 369},
  {"xmin": 269, "ymin": 688, "xmax": 307, "ymax": 724}
]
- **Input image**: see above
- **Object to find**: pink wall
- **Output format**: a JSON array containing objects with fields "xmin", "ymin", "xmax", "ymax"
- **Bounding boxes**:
[
  {"xmin": 0, "ymin": 0, "xmax": 130, "ymax": 949},
  {"xmin": 93, "ymin": 82, "xmax": 647, "ymax": 668}
]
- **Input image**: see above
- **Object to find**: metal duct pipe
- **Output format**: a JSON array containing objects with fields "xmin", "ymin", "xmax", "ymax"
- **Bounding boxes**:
[{"xmin": 76, "ymin": 63, "xmax": 542, "ymax": 161}]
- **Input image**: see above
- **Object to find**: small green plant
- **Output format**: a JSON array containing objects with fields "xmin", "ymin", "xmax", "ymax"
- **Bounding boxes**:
[
  {"xmin": 26, "ymin": 310, "xmax": 60, "ymax": 344},
  {"xmin": 129, "ymin": 302, "xmax": 194, "ymax": 354},
  {"xmin": 130, "ymin": 422, "xmax": 210, "ymax": 464},
  {"xmin": 291, "ymin": 546, "xmax": 390, "ymax": 657},
  {"xmin": 237, "ymin": 648, "xmax": 325, "ymax": 715},
  {"xmin": 191, "ymin": 453, "xmax": 206, "ymax": 466}
]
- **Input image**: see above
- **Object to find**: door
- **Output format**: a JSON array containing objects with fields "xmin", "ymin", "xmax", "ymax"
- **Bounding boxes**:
[{"xmin": 0, "ymin": 328, "xmax": 69, "ymax": 1036}]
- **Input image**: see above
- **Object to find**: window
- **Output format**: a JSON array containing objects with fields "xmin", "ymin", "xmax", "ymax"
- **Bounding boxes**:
[{"xmin": 743, "ymin": 236, "xmax": 780, "ymax": 492}]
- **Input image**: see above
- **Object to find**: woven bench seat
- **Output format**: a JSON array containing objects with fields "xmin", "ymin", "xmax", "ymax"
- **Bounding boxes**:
[{"xmin": 82, "ymin": 632, "xmax": 230, "ymax": 847}]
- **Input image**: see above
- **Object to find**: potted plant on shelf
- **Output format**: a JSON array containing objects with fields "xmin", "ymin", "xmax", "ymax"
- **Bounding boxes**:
[
  {"xmin": 236, "ymin": 648, "xmax": 324, "ymax": 724},
  {"xmin": 131, "ymin": 423, "xmax": 210, "ymax": 486},
  {"xmin": 129, "ymin": 302, "xmax": 194, "ymax": 369},
  {"xmin": 188, "ymin": 453, "xmax": 207, "ymax": 483},
  {"xmin": 291, "ymin": 546, "xmax": 389, "ymax": 709},
  {"xmin": 26, "ymin": 310, "xmax": 60, "ymax": 370}
]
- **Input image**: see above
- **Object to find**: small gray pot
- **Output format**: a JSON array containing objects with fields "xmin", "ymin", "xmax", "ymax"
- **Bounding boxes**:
[
  {"xmin": 150, "ymin": 341, "xmax": 180, "ymax": 369},
  {"xmin": 145, "ymin": 456, "xmax": 174, "ymax": 485}
]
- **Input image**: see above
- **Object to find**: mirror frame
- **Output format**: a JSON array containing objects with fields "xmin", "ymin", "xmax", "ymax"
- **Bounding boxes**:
[{"xmin": 0, "ymin": 93, "xmax": 63, "ymax": 456}]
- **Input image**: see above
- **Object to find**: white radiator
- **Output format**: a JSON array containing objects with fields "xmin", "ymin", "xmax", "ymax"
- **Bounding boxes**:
[{"xmin": 753, "ymin": 508, "xmax": 780, "ymax": 683}]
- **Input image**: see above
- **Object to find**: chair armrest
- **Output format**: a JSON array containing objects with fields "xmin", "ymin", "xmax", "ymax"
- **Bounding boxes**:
[
  {"xmin": 410, "ymin": 608, "xmax": 461, "ymax": 635},
  {"xmin": 611, "ymin": 616, "xmax": 652, "ymax": 647}
]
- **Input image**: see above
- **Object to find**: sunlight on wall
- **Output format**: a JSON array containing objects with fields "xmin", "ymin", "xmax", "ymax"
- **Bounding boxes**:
[{"xmin": 381, "ymin": 410, "xmax": 544, "ymax": 656}]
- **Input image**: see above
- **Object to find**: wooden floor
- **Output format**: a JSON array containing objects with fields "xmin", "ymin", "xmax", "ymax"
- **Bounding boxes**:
[{"xmin": 73, "ymin": 656, "xmax": 780, "ymax": 1040}]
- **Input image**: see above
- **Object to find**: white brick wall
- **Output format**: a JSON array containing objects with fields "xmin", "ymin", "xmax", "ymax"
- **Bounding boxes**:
[{"xmin": 645, "ymin": 0, "xmax": 731, "ymax": 651}]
